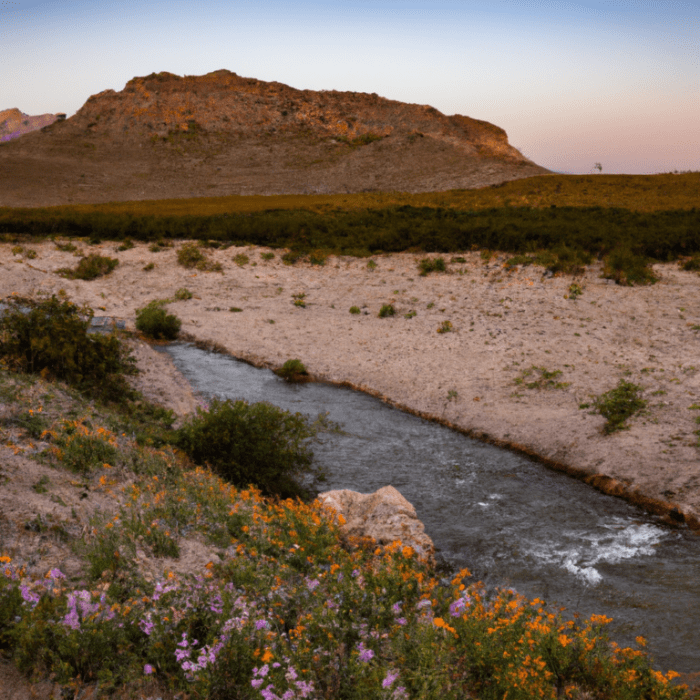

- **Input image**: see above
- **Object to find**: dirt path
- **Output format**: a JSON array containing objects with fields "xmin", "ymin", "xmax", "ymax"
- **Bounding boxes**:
[{"xmin": 2, "ymin": 240, "xmax": 699, "ymax": 528}]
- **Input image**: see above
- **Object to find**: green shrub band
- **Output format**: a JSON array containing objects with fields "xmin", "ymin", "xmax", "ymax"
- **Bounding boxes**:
[{"xmin": 2, "ymin": 206, "xmax": 699, "ymax": 271}]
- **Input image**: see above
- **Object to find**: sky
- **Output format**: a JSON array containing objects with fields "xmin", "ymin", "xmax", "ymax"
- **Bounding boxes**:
[{"xmin": 2, "ymin": 0, "xmax": 698, "ymax": 174}]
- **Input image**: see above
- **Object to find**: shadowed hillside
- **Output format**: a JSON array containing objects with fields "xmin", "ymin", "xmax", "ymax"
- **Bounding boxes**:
[{"xmin": 0, "ymin": 69, "xmax": 549, "ymax": 207}]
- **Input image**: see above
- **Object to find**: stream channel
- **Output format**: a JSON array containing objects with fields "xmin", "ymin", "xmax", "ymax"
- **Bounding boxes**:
[{"xmin": 160, "ymin": 342, "xmax": 700, "ymax": 675}]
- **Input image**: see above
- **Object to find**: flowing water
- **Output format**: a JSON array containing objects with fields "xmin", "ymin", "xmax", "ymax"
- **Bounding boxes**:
[{"xmin": 161, "ymin": 342, "xmax": 700, "ymax": 675}]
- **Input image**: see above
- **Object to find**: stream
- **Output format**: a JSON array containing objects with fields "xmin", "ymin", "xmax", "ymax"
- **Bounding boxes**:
[{"xmin": 160, "ymin": 342, "xmax": 700, "ymax": 675}]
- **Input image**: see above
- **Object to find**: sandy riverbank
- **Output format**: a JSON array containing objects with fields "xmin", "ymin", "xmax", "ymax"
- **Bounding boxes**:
[{"xmin": 2, "ymin": 239, "xmax": 699, "ymax": 528}]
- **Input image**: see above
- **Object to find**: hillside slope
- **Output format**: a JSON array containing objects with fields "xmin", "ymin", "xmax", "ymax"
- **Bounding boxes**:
[{"xmin": 0, "ymin": 70, "xmax": 549, "ymax": 206}]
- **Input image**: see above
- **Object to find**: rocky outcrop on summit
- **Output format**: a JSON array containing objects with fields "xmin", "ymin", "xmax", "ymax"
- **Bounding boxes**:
[
  {"xmin": 0, "ymin": 70, "xmax": 549, "ymax": 206},
  {"xmin": 0, "ymin": 108, "xmax": 64, "ymax": 143},
  {"xmin": 319, "ymin": 486, "xmax": 435, "ymax": 563}
]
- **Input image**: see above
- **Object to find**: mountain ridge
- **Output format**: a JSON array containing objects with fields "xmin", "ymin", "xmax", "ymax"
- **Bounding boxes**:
[{"xmin": 0, "ymin": 70, "xmax": 550, "ymax": 207}]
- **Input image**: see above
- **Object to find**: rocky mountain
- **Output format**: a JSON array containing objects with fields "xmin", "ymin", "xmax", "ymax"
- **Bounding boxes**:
[
  {"xmin": 0, "ymin": 70, "xmax": 550, "ymax": 207},
  {"xmin": 0, "ymin": 108, "xmax": 65, "ymax": 143}
]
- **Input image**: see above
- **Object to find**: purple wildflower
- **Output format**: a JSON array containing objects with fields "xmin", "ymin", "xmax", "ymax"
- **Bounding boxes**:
[
  {"xmin": 295, "ymin": 679, "xmax": 315, "ymax": 698},
  {"xmin": 383, "ymin": 670, "xmax": 400, "ymax": 688},
  {"xmin": 20, "ymin": 585, "xmax": 41, "ymax": 608},
  {"xmin": 144, "ymin": 664, "xmax": 155, "ymax": 675},
  {"xmin": 356, "ymin": 641, "xmax": 374, "ymax": 663}
]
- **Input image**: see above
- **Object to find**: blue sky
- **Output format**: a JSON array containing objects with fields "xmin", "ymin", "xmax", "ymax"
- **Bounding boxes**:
[{"xmin": 2, "ymin": 0, "xmax": 698, "ymax": 174}]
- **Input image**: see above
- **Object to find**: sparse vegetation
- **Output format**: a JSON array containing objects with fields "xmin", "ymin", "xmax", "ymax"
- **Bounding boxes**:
[
  {"xmin": 594, "ymin": 379, "xmax": 647, "ymax": 434},
  {"xmin": 349, "ymin": 305, "xmax": 361, "ymax": 314},
  {"xmin": 419, "ymin": 256, "xmax": 446, "ymax": 276},
  {"xmin": 275, "ymin": 358, "xmax": 309, "ymax": 383},
  {"xmin": 234, "ymin": 252, "xmax": 249, "ymax": 266},
  {"xmin": 173, "ymin": 287, "xmax": 193, "ymax": 300},
  {"xmin": 58, "ymin": 254, "xmax": 118, "ymax": 281},
  {"xmin": 260, "ymin": 251, "xmax": 275, "ymax": 261},
  {"xmin": 515, "ymin": 366, "xmax": 569, "ymax": 390},
  {"xmin": 437, "ymin": 320, "xmax": 454, "ymax": 333},
  {"xmin": 378, "ymin": 303, "xmax": 396, "ymax": 318},
  {"xmin": 292, "ymin": 292, "xmax": 307, "ymax": 308},
  {"xmin": 176, "ymin": 242, "xmax": 221, "ymax": 272},
  {"xmin": 603, "ymin": 248, "xmax": 657, "ymax": 286}
]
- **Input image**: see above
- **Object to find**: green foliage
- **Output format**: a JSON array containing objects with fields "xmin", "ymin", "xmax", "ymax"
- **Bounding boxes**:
[
  {"xmin": 419, "ymin": 257, "xmax": 446, "ymax": 276},
  {"xmin": 515, "ymin": 366, "xmax": 569, "ymax": 390},
  {"xmin": 176, "ymin": 242, "xmax": 206, "ymax": 268},
  {"xmin": 275, "ymin": 358, "xmax": 309, "ymax": 383},
  {"xmin": 309, "ymin": 249, "xmax": 328, "ymax": 266},
  {"xmin": 116, "ymin": 239, "xmax": 134, "ymax": 251},
  {"xmin": 3, "ymin": 199, "xmax": 700, "ymax": 269},
  {"xmin": 135, "ymin": 301, "xmax": 181, "ymax": 341},
  {"xmin": 58, "ymin": 254, "xmax": 118, "ymax": 281},
  {"xmin": 174, "ymin": 287, "xmax": 193, "ymax": 300},
  {"xmin": 404, "ymin": 310, "xmax": 417, "ymax": 319},
  {"xmin": 682, "ymin": 254, "xmax": 700, "ymax": 271},
  {"xmin": 349, "ymin": 306, "xmax": 361, "ymax": 314},
  {"xmin": 173, "ymin": 397, "xmax": 328, "ymax": 497},
  {"xmin": 566, "ymin": 283, "xmax": 583, "ymax": 300},
  {"xmin": 437, "ymin": 320, "xmax": 453, "ymax": 333},
  {"xmin": 0, "ymin": 295, "xmax": 136, "ymax": 402},
  {"xmin": 142, "ymin": 262, "xmax": 155, "ymax": 271},
  {"xmin": 229, "ymin": 307, "xmax": 243, "ymax": 313},
  {"xmin": 15, "ymin": 409, "xmax": 48, "ymax": 438},
  {"xmin": 261, "ymin": 252, "xmax": 275, "ymax": 261},
  {"xmin": 54, "ymin": 241, "xmax": 77, "ymax": 252},
  {"xmin": 594, "ymin": 380, "xmax": 647, "ymax": 434},
  {"xmin": 57, "ymin": 432, "xmax": 118, "ymax": 475},
  {"xmin": 366, "ymin": 259, "xmax": 377, "ymax": 271},
  {"xmin": 292, "ymin": 292, "xmax": 306, "ymax": 308},
  {"xmin": 603, "ymin": 248, "xmax": 657, "ymax": 286},
  {"xmin": 233, "ymin": 253, "xmax": 249, "ymax": 266},
  {"xmin": 378, "ymin": 303, "xmax": 396, "ymax": 318}
]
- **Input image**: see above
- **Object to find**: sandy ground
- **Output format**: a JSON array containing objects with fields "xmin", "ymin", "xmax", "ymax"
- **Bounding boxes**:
[{"xmin": 2, "ymin": 239, "xmax": 700, "ymax": 530}]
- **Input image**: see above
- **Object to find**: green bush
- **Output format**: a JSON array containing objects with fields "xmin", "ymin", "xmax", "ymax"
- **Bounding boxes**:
[
  {"xmin": 59, "ymin": 254, "xmax": 118, "ymax": 280},
  {"xmin": 234, "ymin": 253, "xmax": 249, "ymax": 266},
  {"xmin": 275, "ymin": 358, "xmax": 309, "ymax": 382},
  {"xmin": 0, "ymin": 295, "xmax": 136, "ymax": 402},
  {"xmin": 173, "ymin": 398, "xmax": 328, "ymax": 497},
  {"xmin": 177, "ymin": 242, "xmax": 207, "ymax": 269},
  {"xmin": 116, "ymin": 239, "xmax": 134, "ymax": 251},
  {"xmin": 437, "ymin": 320, "xmax": 453, "ymax": 333},
  {"xmin": 174, "ymin": 287, "xmax": 193, "ymax": 301},
  {"xmin": 135, "ymin": 301, "xmax": 181, "ymax": 340},
  {"xmin": 378, "ymin": 303, "xmax": 396, "ymax": 318},
  {"xmin": 594, "ymin": 380, "xmax": 647, "ymax": 433},
  {"xmin": 418, "ymin": 257, "xmax": 446, "ymax": 276},
  {"xmin": 349, "ymin": 306, "xmax": 361, "ymax": 314},
  {"xmin": 603, "ymin": 248, "xmax": 657, "ymax": 286},
  {"xmin": 682, "ymin": 254, "xmax": 700, "ymax": 271}
]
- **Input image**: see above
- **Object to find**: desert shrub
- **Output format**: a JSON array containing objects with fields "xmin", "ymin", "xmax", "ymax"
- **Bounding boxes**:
[
  {"xmin": 378, "ymin": 303, "xmax": 395, "ymax": 318},
  {"xmin": 143, "ymin": 262, "xmax": 155, "ymax": 271},
  {"xmin": 404, "ymin": 310, "xmax": 417, "ymax": 319},
  {"xmin": 261, "ymin": 252, "xmax": 275, "ymax": 261},
  {"xmin": 515, "ymin": 366, "xmax": 569, "ymax": 390},
  {"xmin": 234, "ymin": 253, "xmax": 249, "ymax": 266},
  {"xmin": 57, "ymin": 432, "xmax": 118, "ymax": 474},
  {"xmin": 275, "ymin": 358, "xmax": 309, "ymax": 383},
  {"xmin": 173, "ymin": 398, "xmax": 328, "ymax": 497},
  {"xmin": 309, "ymin": 249, "xmax": 328, "ymax": 266},
  {"xmin": 366, "ymin": 259, "xmax": 377, "ymax": 271},
  {"xmin": 174, "ymin": 287, "xmax": 193, "ymax": 300},
  {"xmin": 177, "ymin": 242, "xmax": 206, "ymax": 268},
  {"xmin": 418, "ymin": 257, "xmax": 446, "ymax": 276},
  {"xmin": 58, "ymin": 254, "xmax": 118, "ymax": 280},
  {"xmin": 0, "ymin": 295, "xmax": 136, "ymax": 402},
  {"xmin": 116, "ymin": 239, "xmax": 134, "ymax": 251},
  {"xmin": 603, "ymin": 248, "xmax": 657, "ymax": 286},
  {"xmin": 282, "ymin": 250, "xmax": 306, "ymax": 265},
  {"xmin": 437, "ymin": 320, "xmax": 453, "ymax": 333},
  {"xmin": 594, "ymin": 379, "xmax": 647, "ymax": 433},
  {"xmin": 15, "ymin": 410, "xmax": 48, "ymax": 439},
  {"xmin": 229, "ymin": 307, "xmax": 243, "ymax": 313},
  {"xmin": 682, "ymin": 254, "xmax": 700, "ymax": 271},
  {"xmin": 349, "ymin": 306, "xmax": 361, "ymax": 314},
  {"xmin": 135, "ymin": 301, "xmax": 181, "ymax": 340}
]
